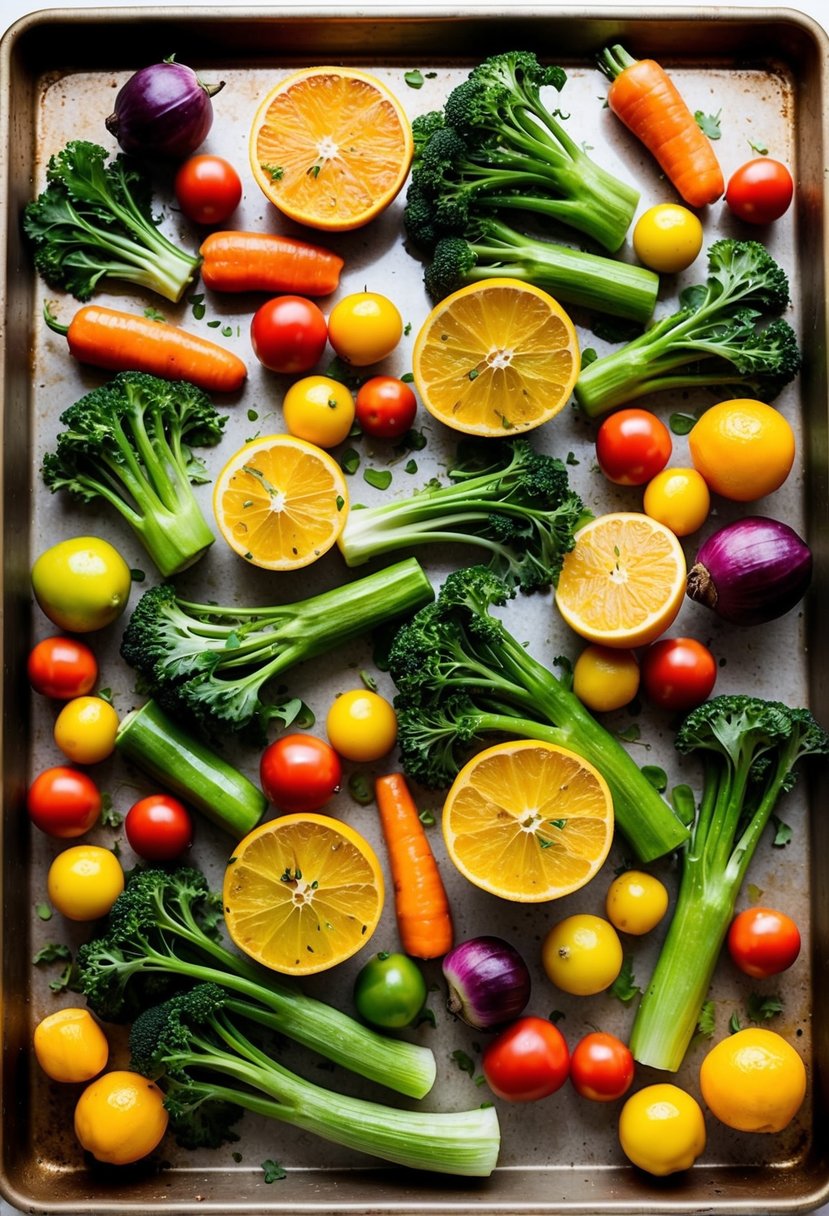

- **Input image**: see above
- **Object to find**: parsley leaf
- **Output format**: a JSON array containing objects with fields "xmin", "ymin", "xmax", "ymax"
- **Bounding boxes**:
[
  {"xmin": 695, "ymin": 109, "xmax": 722, "ymax": 139},
  {"xmin": 609, "ymin": 955, "xmax": 640, "ymax": 1003},
  {"xmin": 261, "ymin": 1159, "xmax": 287, "ymax": 1183}
]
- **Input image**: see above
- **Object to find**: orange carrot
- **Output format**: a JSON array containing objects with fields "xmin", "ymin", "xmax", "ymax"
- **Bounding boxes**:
[
  {"xmin": 375, "ymin": 772, "xmax": 453, "ymax": 960},
  {"xmin": 44, "ymin": 303, "xmax": 247, "ymax": 394},
  {"xmin": 199, "ymin": 230, "xmax": 344, "ymax": 297},
  {"xmin": 599, "ymin": 44, "xmax": 724, "ymax": 209}
]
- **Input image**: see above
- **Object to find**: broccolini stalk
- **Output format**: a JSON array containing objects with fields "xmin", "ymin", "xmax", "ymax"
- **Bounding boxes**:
[
  {"xmin": 629, "ymin": 696, "xmax": 828, "ymax": 1071},
  {"xmin": 120, "ymin": 559, "xmax": 434, "ymax": 740},
  {"xmin": 130, "ymin": 984, "xmax": 500, "ymax": 1175}
]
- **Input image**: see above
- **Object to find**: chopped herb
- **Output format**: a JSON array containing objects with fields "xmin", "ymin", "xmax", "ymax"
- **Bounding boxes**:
[
  {"xmin": 747, "ymin": 992, "xmax": 784, "ymax": 1023},
  {"xmin": 306, "ymin": 163, "xmax": 322, "ymax": 178},
  {"xmin": 404, "ymin": 69, "xmax": 425, "ymax": 89},
  {"xmin": 222, "ymin": 325, "xmax": 233, "ymax": 338},
  {"xmin": 340, "ymin": 448, "xmax": 360, "ymax": 475},
  {"xmin": 748, "ymin": 138, "xmax": 769, "ymax": 155},
  {"xmin": 261, "ymin": 164, "xmax": 284, "ymax": 181},
  {"xmin": 669, "ymin": 412, "xmax": 697, "ymax": 435},
  {"xmin": 771, "ymin": 815, "xmax": 792, "ymax": 847},
  {"xmin": 364, "ymin": 468, "xmax": 392, "ymax": 491},
  {"xmin": 696, "ymin": 999, "xmax": 716, "ymax": 1038},
  {"xmin": 548, "ymin": 1009, "xmax": 566, "ymax": 1024},
  {"xmin": 359, "ymin": 669, "xmax": 378, "ymax": 691},
  {"xmin": 565, "ymin": 451, "xmax": 580, "ymax": 466},
  {"xmin": 207, "ymin": 319, "xmax": 220, "ymax": 328},
  {"xmin": 33, "ymin": 942, "xmax": 72, "ymax": 965},
  {"xmin": 49, "ymin": 962, "xmax": 76, "ymax": 993},
  {"xmin": 418, "ymin": 807, "xmax": 436, "ymax": 826},
  {"xmin": 729, "ymin": 1010, "xmax": 743, "ymax": 1034},
  {"xmin": 336, "ymin": 494, "xmax": 345, "ymax": 512},
  {"xmin": 468, "ymin": 368, "xmax": 480, "ymax": 381},
  {"xmin": 348, "ymin": 771, "xmax": 374, "ymax": 806},
  {"xmin": 189, "ymin": 293, "xmax": 206, "ymax": 321},
  {"xmin": 247, "ymin": 409, "xmax": 259, "ymax": 422},
  {"xmin": 695, "ymin": 109, "xmax": 723, "ymax": 139},
  {"xmin": 231, "ymin": 1151, "xmax": 243, "ymax": 1164},
  {"xmin": 261, "ymin": 1159, "xmax": 287, "ymax": 1183},
  {"xmin": 99, "ymin": 795, "xmax": 123, "ymax": 829},
  {"xmin": 746, "ymin": 882, "xmax": 764, "ymax": 904},
  {"xmin": 400, "ymin": 371, "xmax": 415, "ymax": 383},
  {"xmin": 642, "ymin": 764, "xmax": 668, "ymax": 793},
  {"xmin": 671, "ymin": 783, "xmax": 697, "ymax": 826},
  {"xmin": 404, "ymin": 458, "xmax": 418, "ymax": 474},
  {"xmin": 130, "ymin": 568, "xmax": 146, "ymax": 582},
  {"xmin": 403, "ymin": 322, "xmax": 412, "ymax": 336},
  {"xmin": 609, "ymin": 954, "xmax": 640, "ymax": 1003},
  {"xmin": 97, "ymin": 687, "xmax": 113, "ymax": 703},
  {"xmin": 450, "ymin": 1048, "xmax": 475, "ymax": 1076},
  {"xmin": 144, "ymin": 306, "xmax": 165, "ymax": 322},
  {"xmin": 581, "ymin": 347, "xmax": 598, "ymax": 366},
  {"xmin": 35, "ymin": 902, "xmax": 53, "ymax": 922}
]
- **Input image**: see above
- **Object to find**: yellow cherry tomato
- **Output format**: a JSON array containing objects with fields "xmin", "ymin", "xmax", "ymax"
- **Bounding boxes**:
[
  {"xmin": 688, "ymin": 399, "xmax": 795, "ymax": 502},
  {"xmin": 74, "ymin": 1070, "xmax": 169, "ymax": 1165},
  {"xmin": 34, "ymin": 1007, "xmax": 109, "ymax": 1083},
  {"xmin": 327, "ymin": 292, "xmax": 403, "ymax": 366},
  {"xmin": 643, "ymin": 466, "xmax": 711, "ymax": 537},
  {"xmin": 326, "ymin": 688, "xmax": 398, "ymax": 762},
  {"xmin": 541, "ymin": 913, "xmax": 623, "ymax": 996},
  {"xmin": 632, "ymin": 204, "xmax": 704, "ymax": 274},
  {"xmin": 31, "ymin": 536, "xmax": 132, "ymax": 633},
  {"xmin": 606, "ymin": 869, "xmax": 669, "ymax": 935},
  {"xmin": 619, "ymin": 1083, "xmax": 706, "ymax": 1175},
  {"xmin": 47, "ymin": 845, "xmax": 125, "ymax": 921},
  {"xmin": 282, "ymin": 375, "xmax": 356, "ymax": 448},
  {"xmin": 572, "ymin": 644, "xmax": 640, "ymax": 712},
  {"xmin": 699, "ymin": 1028, "xmax": 806, "ymax": 1133},
  {"xmin": 53, "ymin": 695, "xmax": 120, "ymax": 765}
]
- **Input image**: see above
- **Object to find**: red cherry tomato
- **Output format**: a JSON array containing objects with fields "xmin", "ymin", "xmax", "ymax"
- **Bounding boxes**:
[
  {"xmin": 641, "ymin": 637, "xmax": 718, "ymax": 712},
  {"xmin": 27, "ymin": 766, "xmax": 102, "ymax": 838},
  {"xmin": 355, "ymin": 376, "xmax": 418, "ymax": 440},
  {"xmin": 570, "ymin": 1031, "xmax": 635, "ymax": 1102},
  {"xmin": 482, "ymin": 1015, "xmax": 570, "ymax": 1103},
  {"xmin": 125, "ymin": 794, "xmax": 194, "ymax": 862},
  {"xmin": 250, "ymin": 296, "xmax": 328, "ymax": 375},
  {"xmin": 727, "ymin": 907, "xmax": 801, "ymax": 979},
  {"xmin": 725, "ymin": 158, "xmax": 794, "ymax": 225},
  {"xmin": 259, "ymin": 734, "xmax": 343, "ymax": 813},
  {"xmin": 595, "ymin": 409, "xmax": 672, "ymax": 486},
  {"xmin": 174, "ymin": 155, "xmax": 243, "ymax": 225},
  {"xmin": 27, "ymin": 636, "xmax": 98, "ymax": 700}
]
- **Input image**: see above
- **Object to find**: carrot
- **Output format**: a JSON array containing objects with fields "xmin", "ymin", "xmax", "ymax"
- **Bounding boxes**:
[
  {"xmin": 375, "ymin": 772, "xmax": 453, "ymax": 960},
  {"xmin": 199, "ymin": 231, "xmax": 344, "ymax": 296},
  {"xmin": 599, "ymin": 44, "xmax": 724, "ymax": 209},
  {"xmin": 44, "ymin": 303, "xmax": 247, "ymax": 394}
]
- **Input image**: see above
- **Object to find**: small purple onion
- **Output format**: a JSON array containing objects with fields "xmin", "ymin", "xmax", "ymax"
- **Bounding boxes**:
[
  {"xmin": 441, "ymin": 935, "xmax": 531, "ymax": 1030},
  {"xmin": 106, "ymin": 55, "xmax": 225, "ymax": 158},
  {"xmin": 687, "ymin": 515, "xmax": 812, "ymax": 626}
]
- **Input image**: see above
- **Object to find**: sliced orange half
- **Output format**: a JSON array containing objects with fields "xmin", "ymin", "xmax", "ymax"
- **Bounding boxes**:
[
  {"xmin": 249, "ymin": 66, "xmax": 414, "ymax": 231},
  {"xmin": 223, "ymin": 812, "xmax": 384, "ymax": 975},
  {"xmin": 411, "ymin": 278, "xmax": 580, "ymax": 436},
  {"xmin": 213, "ymin": 434, "xmax": 348, "ymax": 570},
  {"xmin": 442, "ymin": 740, "xmax": 614, "ymax": 903},
  {"xmin": 555, "ymin": 511, "xmax": 687, "ymax": 648}
]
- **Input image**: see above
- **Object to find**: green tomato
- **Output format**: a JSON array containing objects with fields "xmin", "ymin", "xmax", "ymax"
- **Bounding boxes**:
[{"xmin": 353, "ymin": 951, "xmax": 427, "ymax": 1029}]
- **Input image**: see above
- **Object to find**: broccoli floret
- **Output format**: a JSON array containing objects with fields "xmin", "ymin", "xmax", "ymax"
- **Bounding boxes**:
[
  {"xmin": 423, "ymin": 219, "xmax": 658, "ymax": 322},
  {"xmin": 75, "ymin": 865, "xmax": 437, "ymax": 1100},
  {"xmin": 575, "ymin": 239, "xmax": 801, "ymax": 416},
  {"xmin": 336, "ymin": 439, "xmax": 585, "ymax": 594},
  {"xmin": 404, "ymin": 51, "xmax": 639, "ymax": 254},
  {"xmin": 119, "ymin": 559, "xmax": 433, "ymax": 740},
  {"xmin": 630, "ymin": 695, "xmax": 828, "ymax": 1072},
  {"xmin": 40, "ymin": 370, "xmax": 225, "ymax": 577},
  {"xmin": 128, "ymin": 984, "xmax": 500, "ymax": 1175},
  {"xmin": 386, "ymin": 566, "xmax": 689, "ymax": 862},
  {"xmin": 23, "ymin": 140, "xmax": 200, "ymax": 302}
]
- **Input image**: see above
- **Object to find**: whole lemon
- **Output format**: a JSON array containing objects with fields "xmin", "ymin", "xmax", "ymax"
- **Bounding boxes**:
[
  {"xmin": 699, "ymin": 1027, "xmax": 806, "ymax": 1132},
  {"xmin": 32, "ymin": 537, "xmax": 132, "ymax": 632}
]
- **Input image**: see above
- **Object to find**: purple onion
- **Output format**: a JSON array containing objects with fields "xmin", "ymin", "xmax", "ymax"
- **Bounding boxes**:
[
  {"xmin": 106, "ymin": 55, "xmax": 225, "ymax": 158},
  {"xmin": 686, "ymin": 515, "xmax": 812, "ymax": 625},
  {"xmin": 442, "ymin": 936, "xmax": 531, "ymax": 1030}
]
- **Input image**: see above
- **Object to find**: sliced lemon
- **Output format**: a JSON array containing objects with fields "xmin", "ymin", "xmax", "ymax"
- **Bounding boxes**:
[
  {"xmin": 223, "ymin": 812, "xmax": 384, "ymax": 975},
  {"xmin": 412, "ymin": 278, "xmax": 580, "ymax": 436},
  {"xmin": 212, "ymin": 433, "xmax": 348, "ymax": 570},
  {"xmin": 250, "ymin": 66, "xmax": 413, "ymax": 231},
  {"xmin": 555, "ymin": 511, "xmax": 687, "ymax": 648},
  {"xmin": 442, "ymin": 740, "xmax": 614, "ymax": 903}
]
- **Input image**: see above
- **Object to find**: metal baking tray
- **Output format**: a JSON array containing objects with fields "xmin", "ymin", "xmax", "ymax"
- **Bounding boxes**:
[{"xmin": 2, "ymin": 6, "xmax": 829, "ymax": 1213}]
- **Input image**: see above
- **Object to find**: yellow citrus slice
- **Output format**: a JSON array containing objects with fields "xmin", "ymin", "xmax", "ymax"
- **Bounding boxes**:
[
  {"xmin": 249, "ymin": 66, "xmax": 414, "ymax": 231},
  {"xmin": 555, "ymin": 511, "xmax": 687, "ymax": 648},
  {"xmin": 213, "ymin": 433, "xmax": 348, "ymax": 570},
  {"xmin": 411, "ymin": 278, "xmax": 580, "ymax": 436},
  {"xmin": 442, "ymin": 740, "xmax": 614, "ymax": 903},
  {"xmin": 223, "ymin": 812, "xmax": 384, "ymax": 975}
]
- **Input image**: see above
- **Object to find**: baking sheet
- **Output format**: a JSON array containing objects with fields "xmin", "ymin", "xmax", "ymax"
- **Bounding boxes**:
[{"xmin": 2, "ymin": 6, "xmax": 829, "ymax": 1213}]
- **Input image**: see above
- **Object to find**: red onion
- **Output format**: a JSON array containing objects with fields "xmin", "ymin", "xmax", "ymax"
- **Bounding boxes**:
[
  {"xmin": 686, "ymin": 515, "xmax": 812, "ymax": 625},
  {"xmin": 442, "ymin": 936, "xmax": 531, "ymax": 1030},
  {"xmin": 106, "ymin": 55, "xmax": 225, "ymax": 159}
]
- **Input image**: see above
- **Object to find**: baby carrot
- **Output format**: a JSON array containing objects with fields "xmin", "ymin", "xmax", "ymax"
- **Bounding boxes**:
[
  {"xmin": 599, "ymin": 44, "xmax": 724, "ymax": 209},
  {"xmin": 199, "ymin": 231, "xmax": 344, "ymax": 297},
  {"xmin": 44, "ymin": 303, "xmax": 247, "ymax": 394},
  {"xmin": 375, "ymin": 772, "xmax": 453, "ymax": 960}
]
